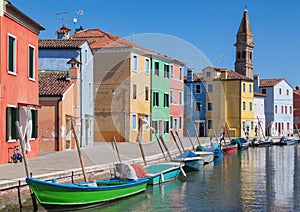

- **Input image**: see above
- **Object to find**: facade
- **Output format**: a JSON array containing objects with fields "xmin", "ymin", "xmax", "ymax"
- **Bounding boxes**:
[
  {"xmin": 0, "ymin": 0, "xmax": 44, "ymax": 164},
  {"xmin": 150, "ymin": 57, "xmax": 171, "ymax": 141},
  {"xmin": 293, "ymin": 87, "xmax": 300, "ymax": 133},
  {"xmin": 184, "ymin": 69, "xmax": 206, "ymax": 137},
  {"xmin": 254, "ymin": 92, "xmax": 266, "ymax": 137},
  {"xmin": 73, "ymin": 28, "xmax": 151, "ymax": 142},
  {"xmin": 203, "ymin": 66, "xmax": 254, "ymax": 138},
  {"xmin": 257, "ymin": 77, "xmax": 294, "ymax": 136},
  {"xmin": 38, "ymin": 35, "xmax": 94, "ymax": 148},
  {"xmin": 39, "ymin": 71, "xmax": 76, "ymax": 151}
]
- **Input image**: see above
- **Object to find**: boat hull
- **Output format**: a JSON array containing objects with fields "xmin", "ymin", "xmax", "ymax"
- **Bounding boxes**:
[
  {"xmin": 26, "ymin": 178, "xmax": 148, "ymax": 210},
  {"xmin": 172, "ymin": 156, "xmax": 204, "ymax": 171},
  {"xmin": 194, "ymin": 151, "xmax": 214, "ymax": 164},
  {"xmin": 144, "ymin": 163, "xmax": 182, "ymax": 185},
  {"xmin": 222, "ymin": 145, "xmax": 238, "ymax": 153}
]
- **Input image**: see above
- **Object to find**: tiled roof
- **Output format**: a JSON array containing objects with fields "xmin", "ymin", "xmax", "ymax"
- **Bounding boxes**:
[
  {"xmin": 259, "ymin": 78, "xmax": 284, "ymax": 87},
  {"xmin": 39, "ymin": 39, "xmax": 86, "ymax": 49},
  {"xmin": 39, "ymin": 72, "xmax": 73, "ymax": 96},
  {"xmin": 226, "ymin": 70, "xmax": 253, "ymax": 80}
]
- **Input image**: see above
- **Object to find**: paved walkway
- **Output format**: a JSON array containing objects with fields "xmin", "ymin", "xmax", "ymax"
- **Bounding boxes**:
[{"xmin": 0, "ymin": 137, "xmax": 211, "ymax": 190}]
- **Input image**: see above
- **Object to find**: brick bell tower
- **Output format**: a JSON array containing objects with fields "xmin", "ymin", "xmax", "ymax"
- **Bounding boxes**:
[{"xmin": 234, "ymin": 9, "xmax": 255, "ymax": 79}]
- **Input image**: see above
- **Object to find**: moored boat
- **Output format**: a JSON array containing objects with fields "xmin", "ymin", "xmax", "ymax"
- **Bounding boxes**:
[
  {"xmin": 26, "ymin": 177, "xmax": 148, "ymax": 211},
  {"xmin": 194, "ymin": 151, "xmax": 214, "ymax": 164},
  {"xmin": 144, "ymin": 162, "xmax": 183, "ymax": 185},
  {"xmin": 221, "ymin": 144, "xmax": 238, "ymax": 153},
  {"xmin": 172, "ymin": 151, "xmax": 204, "ymax": 171}
]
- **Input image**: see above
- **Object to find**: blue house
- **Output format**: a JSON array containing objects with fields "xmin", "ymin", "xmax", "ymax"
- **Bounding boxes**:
[
  {"xmin": 38, "ymin": 26, "xmax": 94, "ymax": 147},
  {"xmin": 184, "ymin": 68, "xmax": 206, "ymax": 137}
]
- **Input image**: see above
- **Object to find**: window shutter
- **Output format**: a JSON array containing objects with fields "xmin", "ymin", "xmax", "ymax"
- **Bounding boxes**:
[
  {"xmin": 6, "ymin": 108, "xmax": 9, "ymax": 140},
  {"xmin": 11, "ymin": 108, "xmax": 19, "ymax": 139},
  {"xmin": 32, "ymin": 110, "xmax": 38, "ymax": 138}
]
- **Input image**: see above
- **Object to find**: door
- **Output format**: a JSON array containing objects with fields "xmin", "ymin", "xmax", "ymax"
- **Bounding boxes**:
[
  {"xmin": 198, "ymin": 122, "xmax": 205, "ymax": 137},
  {"xmin": 174, "ymin": 119, "xmax": 178, "ymax": 132},
  {"xmin": 65, "ymin": 118, "xmax": 71, "ymax": 150}
]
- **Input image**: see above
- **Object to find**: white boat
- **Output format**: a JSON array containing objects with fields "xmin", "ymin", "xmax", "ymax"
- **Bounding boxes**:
[{"xmin": 194, "ymin": 151, "xmax": 214, "ymax": 164}]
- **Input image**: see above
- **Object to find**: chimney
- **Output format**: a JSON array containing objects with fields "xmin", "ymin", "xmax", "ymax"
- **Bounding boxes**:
[
  {"xmin": 56, "ymin": 25, "xmax": 71, "ymax": 39},
  {"xmin": 67, "ymin": 58, "xmax": 81, "ymax": 82},
  {"xmin": 187, "ymin": 68, "xmax": 193, "ymax": 82},
  {"xmin": 253, "ymin": 74, "xmax": 260, "ymax": 93},
  {"xmin": 296, "ymin": 86, "xmax": 300, "ymax": 91}
]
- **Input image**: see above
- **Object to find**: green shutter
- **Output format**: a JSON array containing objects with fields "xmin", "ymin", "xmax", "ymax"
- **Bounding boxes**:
[
  {"xmin": 6, "ymin": 107, "xmax": 10, "ymax": 140},
  {"xmin": 8, "ymin": 36, "xmax": 14, "ymax": 72},
  {"xmin": 11, "ymin": 108, "xmax": 19, "ymax": 139},
  {"xmin": 29, "ymin": 47, "xmax": 34, "ymax": 78},
  {"xmin": 31, "ymin": 110, "xmax": 38, "ymax": 138}
]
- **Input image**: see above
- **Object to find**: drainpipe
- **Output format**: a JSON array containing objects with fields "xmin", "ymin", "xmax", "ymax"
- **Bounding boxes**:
[
  {"xmin": 56, "ymin": 99, "xmax": 61, "ymax": 151},
  {"xmin": 80, "ymin": 50, "xmax": 83, "ymax": 147}
]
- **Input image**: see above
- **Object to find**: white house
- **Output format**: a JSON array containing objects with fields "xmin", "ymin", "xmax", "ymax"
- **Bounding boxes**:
[{"xmin": 254, "ymin": 92, "xmax": 266, "ymax": 137}]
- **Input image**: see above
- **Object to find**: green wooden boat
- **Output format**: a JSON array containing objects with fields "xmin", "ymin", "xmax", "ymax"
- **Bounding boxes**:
[{"xmin": 26, "ymin": 177, "xmax": 148, "ymax": 211}]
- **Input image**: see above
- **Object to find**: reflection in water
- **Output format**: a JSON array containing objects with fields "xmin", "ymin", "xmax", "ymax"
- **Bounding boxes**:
[{"xmin": 22, "ymin": 146, "xmax": 300, "ymax": 211}]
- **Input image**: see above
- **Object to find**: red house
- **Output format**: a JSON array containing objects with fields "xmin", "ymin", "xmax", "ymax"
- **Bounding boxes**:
[
  {"xmin": 293, "ymin": 86, "xmax": 300, "ymax": 133},
  {"xmin": 0, "ymin": 1, "xmax": 44, "ymax": 164}
]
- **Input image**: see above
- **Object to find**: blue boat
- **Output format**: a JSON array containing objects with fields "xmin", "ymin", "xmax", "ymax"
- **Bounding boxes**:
[
  {"xmin": 144, "ymin": 162, "xmax": 183, "ymax": 185},
  {"xmin": 197, "ymin": 143, "xmax": 223, "ymax": 158},
  {"xmin": 172, "ymin": 151, "xmax": 204, "ymax": 171}
]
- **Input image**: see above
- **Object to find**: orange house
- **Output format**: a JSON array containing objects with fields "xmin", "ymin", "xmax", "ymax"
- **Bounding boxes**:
[{"xmin": 0, "ymin": 1, "xmax": 44, "ymax": 164}]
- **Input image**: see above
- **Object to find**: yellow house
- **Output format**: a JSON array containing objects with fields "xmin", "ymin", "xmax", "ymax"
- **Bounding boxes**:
[{"xmin": 203, "ymin": 66, "xmax": 254, "ymax": 138}]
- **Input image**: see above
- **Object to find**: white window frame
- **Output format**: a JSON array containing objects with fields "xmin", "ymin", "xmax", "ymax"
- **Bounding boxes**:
[
  {"xmin": 132, "ymin": 114, "xmax": 137, "ymax": 131},
  {"xmin": 145, "ymin": 58, "xmax": 150, "ymax": 74},
  {"xmin": 8, "ymin": 34, "xmax": 17, "ymax": 75},
  {"xmin": 133, "ymin": 55, "xmax": 138, "ymax": 72},
  {"xmin": 28, "ymin": 44, "xmax": 35, "ymax": 80}
]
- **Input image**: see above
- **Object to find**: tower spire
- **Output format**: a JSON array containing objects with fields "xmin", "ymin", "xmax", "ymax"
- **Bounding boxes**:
[{"xmin": 234, "ymin": 9, "xmax": 255, "ymax": 78}]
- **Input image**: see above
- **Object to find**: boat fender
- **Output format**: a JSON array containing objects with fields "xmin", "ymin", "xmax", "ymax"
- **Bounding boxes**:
[
  {"xmin": 180, "ymin": 166, "xmax": 187, "ymax": 177},
  {"xmin": 52, "ymin": 178, "xmax": 56, "ymax": 183}
]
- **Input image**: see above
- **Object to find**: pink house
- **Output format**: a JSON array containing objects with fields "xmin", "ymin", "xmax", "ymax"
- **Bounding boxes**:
[
  {"xmin": 0, "ymin": 1, "xmax": 44, "ymax": 164},
  {"xmin": 170, "ymin": 61, "xmax": 185, "ymax": 140}
]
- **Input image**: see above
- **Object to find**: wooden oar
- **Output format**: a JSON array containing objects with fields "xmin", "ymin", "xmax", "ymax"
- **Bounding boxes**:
[
  {"xmin": 111, "ymin": 136, "xmax": 121, "ymax": 163},
  {"xmin": 171, "ymin": 131, "xmax": 182, "ymax": 154},
  {"xmin": 193, "ymin": 123, "xmax": 201, "ymax": 145},
  {"xmin": 15, "ymin": 121, "xmax": 38, "ymax": 211},
  {"xmin": 175, "ymin": 131, "xmax": 185, "ymax": 152},
  {"xmin": 71, "ymin": 121, "xmax": 88, "ymax": 182},
  {"xmin": 186, "ymin": 130, "xmax": 196, "ymax": 151}
]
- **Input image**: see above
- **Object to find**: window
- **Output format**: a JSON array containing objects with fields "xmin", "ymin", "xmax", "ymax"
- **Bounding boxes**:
[
  {"xmin": 279, "ymin": 88, "xmax": 282, "ymax": 95},
  {"xmin": 153, "ymin": 92, "xmax": 159, "ymax": 106},
  {"xmin": 154, "ymin": 62, "xmax": 159, "ymax": 76},
  {"xmin": 170, "ymin": 116, "xmax": 173, "ymax": 129},
  {"xmin": 285, "ymin": 106, "xmax": 287, "ymax": 114},
  {"xmin": 8, "ymin": 34, "xmax": 16, "ymax": 74},
  {"xmin": 164, "ymin": 121, "xmax": 169, "ymax": 134},
  {"xmin": 145, "ymin": 59, "xmax": 150, "ymax": 74},
  {"xmin": 133, "ymin": 55, "xmax": 137, "ymax": 72},
  {"xmin": 243, "ymin": 102, "xmax": 246, "ymax": 111},
  {"xmin": 164, "ymin": 64, "xmax": 169, "ymax": 78},
  {"xmin": 133, "ymin": 84, "xmax": 137, "ymax": 100},
  {"xmin": 195, "ymin": 84, "xmax": 201, "ymax": 94},
  {"xmin": 275, "ymin": 122, "xmax": 277, "ymax": 131},
  {"xmin": 145, "ymin": 115, "xmax": 149, "ymax": 130},
  {"xmin": 281, "ymin": 106, "xmax": 284, "ymax": 114},
  {"xmin": 275, "ymin": 105, "xmax": 278, "ymax": 114},
  {"xmin": 251, "ymin": 121, "xmax": 254, "ymax": 130},
  {"xmin": 152, "ymin": 121, "xmax": 158, "ymax": 133},
  {"xmin": 242, "ymin": 51, "xmax": 246, "ymax": 58},
  {"xmin": 179, "ymin": 92, "xmax": 183, "ymax": 105},
  {"xmin": 6, "ymin": 107, "xmax": 19, "ymax": 140},
  {"xmin": 249, "ymin": 102, "xmax": 252, "ymax": 111},
  {"xmin": 31, "ymin": 109, "xmax": 38, "ymax": 138},
  {"xmin": 164, "ymin": 93, "xmax": 169, "ymax": 107},
  {"xmin": 206, "ymin": 71, "xmax": 211, "ymax": 77},
  {"xmin": 207, "ymin": 84, "xmax": 213, "ymax": 92},
  {"xmin": 179, "ymin": 116, "xmax": 182, "ymax": 129},
  {"xmin": 262, "ymin": 89, "xmax": 266, "ymax": 94},
  {"xmin": 132, "ymin": 114, "xmax": 137, "ymax": 130},
  {"xmin": 242, "ymin": 121, "xmax": 245, "ymax": 130},
  {"xmin": 287, "ymin": 89, "xmax": 289, "ymax": 96},
  {"xmin": 250, "ymin": 52, "xmax": 252, "ymax": 60},
  {"xmin": 207, "ymin": 120, "xmax": 213, "ymax": 130},
  {"xmin": 243, "ymin": 83, "xmax": 246, "ymax": 92},
  {"xmin": 196, "ymin": 102, "xmax": 202, "ymax": 111},
  {"xmin": 290, "ymin": 106, "xmax": 293, "ymax": 114},
  {"xmin": 145, "ymin": 86, "xmax": 149, "ymax": 101},
  {"xmin": 208, "ymin": 102, "xmax": 213, "ymax": 111},
  {"xmin": 170, "ymin": 65, "xmax": 174, "ymax": 78},
  {"xmin": 84, "ymin": 49, "xmax": 88, "ymax": 64},
  {"xmin": 28, "ymin": 45, "xmax": 35, "ymax": 79},
  {"xmin": 249, "ymin": 84, "xmax": 252, "ymax": 93},
  {"xmin": 287, "ymin": 122, "xmax": 290, "ymax": 130},
  {"xmin": 179, "ymin": 68, "xmax": 182, "ymax": 80},
  {"xmin": 170, "ymin": 91, "xmax": 173, "ymax": 104},
  {"xmin": 237, "ymin": 51, "xmax": 241, "ymax": 59}
]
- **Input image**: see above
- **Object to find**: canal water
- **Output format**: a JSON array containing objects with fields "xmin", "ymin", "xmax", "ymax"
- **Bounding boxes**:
[{"xmin": 23, "ymin": 145, "xmax": 300, "ymax": 212}]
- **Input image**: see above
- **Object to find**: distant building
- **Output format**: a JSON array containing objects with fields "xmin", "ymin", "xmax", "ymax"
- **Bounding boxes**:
[
  {"xmin": 293, "ymin": 86, "xmax": 300, "ymax": 133},
  {"xmin": 203, "ymin": 66, "xmax": 254, "ymax": 138},
  {"xmin": 0, "ymin": 0, "xmax": 44, "ymax": 164},
  {"xmin": 255, "ymin": 76, "xmax": 293, "ymax": 136},
  {"xmin": 184, "ymin": 69, "xmax": 206, "ymax": 137},
  {"xmin": 38, "ymin": 35, "xmax": 94, "ymax": 148},
  {"xmin": 254, "ymin": 92, "xmax": 266, "ymax": 137},
  {"xmin": 169, "ymin": 61, "xmax": 185, "ymax": 140}
]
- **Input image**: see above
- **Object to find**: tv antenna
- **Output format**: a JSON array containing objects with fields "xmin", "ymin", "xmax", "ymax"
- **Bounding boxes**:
[
  {"xmin": 56, "ymin": 12, "xmax": 68, "ymax": 35},
  {"xmin": 220, "ymin": 54, "xmax": 226, "ymax": 68}
]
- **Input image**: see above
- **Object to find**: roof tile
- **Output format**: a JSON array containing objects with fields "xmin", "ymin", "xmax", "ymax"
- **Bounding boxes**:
[{"xmin": 39, "ymin": 72, "xmax": 73, "ymax": 96}]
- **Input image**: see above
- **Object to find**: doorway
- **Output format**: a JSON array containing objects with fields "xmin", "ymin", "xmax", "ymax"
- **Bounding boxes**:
[{"xmin": 198, "ymin": 122, "xmax": 205, "ymax": 137}]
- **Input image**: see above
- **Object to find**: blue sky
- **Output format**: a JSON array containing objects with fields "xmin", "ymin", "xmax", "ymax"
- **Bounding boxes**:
[{"xmin": 11, "ymin": 0, "xmax": 300, "ymax": 88}]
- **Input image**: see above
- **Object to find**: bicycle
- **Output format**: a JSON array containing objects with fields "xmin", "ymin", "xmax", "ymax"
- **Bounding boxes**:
[{"xmin": 10, "ymin": 145, "xmax": 23, "ymax": 163}]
